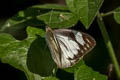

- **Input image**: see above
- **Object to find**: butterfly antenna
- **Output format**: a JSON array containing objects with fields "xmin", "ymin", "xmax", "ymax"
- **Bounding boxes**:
[
  {"xmin": 45, "ymin": 9, "xmax": 54, "ymax": 50},
  {"xmin": 47, "ymin": 9, "xmax": 54, "ymax": 28}
]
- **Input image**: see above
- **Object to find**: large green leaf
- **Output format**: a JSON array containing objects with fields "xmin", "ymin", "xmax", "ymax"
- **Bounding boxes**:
[
  {"xmin": 32, "ymin": 4, "xmax": 68, "ymax": 10},
  {"xmin": 33, "ymin": 4, "xmax": 78, "ymax": 28},
  {"xmin": 37, "ymin": 11, "xmax": 78, "ymax": 28},
  {"xmin": 66, "ymin": 0, "xmax": 103, "ymax": 29},
  {"xmin": 74, "ymin": 65, "xmax": 107, "ymax": 80},
  {"xmin": 0, "ymin": 26, "xmax": 56, "ymax": 80},
  {"xmin": 114, "ymin": 7, "xmax": 120, "ymax": 24},
  {"xmin": 27, "ymin": 34, "xmax": 56, "ymax": 77}
]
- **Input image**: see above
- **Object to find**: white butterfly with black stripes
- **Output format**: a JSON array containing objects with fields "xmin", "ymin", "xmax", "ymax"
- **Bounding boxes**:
[{"xmin": 45, "ymin": 26, "xmax": 96, "ymax": 68}]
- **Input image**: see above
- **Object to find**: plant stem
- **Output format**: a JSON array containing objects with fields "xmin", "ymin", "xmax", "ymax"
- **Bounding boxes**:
[
  {"xmin": 101, "ymin": 11, "xmax": 114, "ymax": 17},
  {"xmin": 97, "ymin": 12, "xmax": 120, "ymax": 79},
  {"xmin": 23, "ymin": 68, "xmax": 34, "ymax": 80}
]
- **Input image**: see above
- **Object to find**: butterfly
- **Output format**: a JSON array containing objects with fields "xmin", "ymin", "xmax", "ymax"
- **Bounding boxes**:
[{"xmin": 45, "ymin": 26, "xmax": 96, "ymax": 68}]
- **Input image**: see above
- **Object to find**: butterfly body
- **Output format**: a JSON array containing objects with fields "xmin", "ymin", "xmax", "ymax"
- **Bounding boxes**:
[{"xmin": 45, "ymin": 26, "xmax": 96, "ymax": 68}]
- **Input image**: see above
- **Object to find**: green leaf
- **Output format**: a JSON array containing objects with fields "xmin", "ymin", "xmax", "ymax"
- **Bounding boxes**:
[
  {"xmin": 0, "ymin": 4, "xmax": 76, "ymax": 36},
  {"xmin": 66, "ymin": 0, "xmax": 103, "ymax": 29},
  {"xmin": 0, "ymin": 26, "xmax": 56, "ymax": 80},
  {"xmin": 43, "ymin": 76, "xmax": 59, "ymax": 80},
  {"xmin": 1, "ymin": 4, "xmax": 67, "ymax": 32},
  {"xmin": 64, "ymin": 59, "xmax": 85, "ymax": 73},
  {"xmin": 32, "ymin": 4, "xmax": 68, "ymax": 10},
  {"xmin": 114, "ymin": 7, "xmax": 120, "ymax": 24},
  {"xmin": 0, "ymin": 8, "xmax": 45, "ymax": 39},
  {"xmin": 74, "ymin": 65, "xmax": 107, "ymax": 80},
  {"xmin": 37, "ymin": 11, "xmax": 78, "ymax": 28},
  {"xmin": 27, "ymin": 34, "xmax": 56, "ymax": 77}
]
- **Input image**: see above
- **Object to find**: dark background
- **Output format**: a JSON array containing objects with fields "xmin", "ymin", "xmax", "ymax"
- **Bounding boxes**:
[{"xmin": 0, "ymin": 0, "xmax": 120, "ymax": 80}]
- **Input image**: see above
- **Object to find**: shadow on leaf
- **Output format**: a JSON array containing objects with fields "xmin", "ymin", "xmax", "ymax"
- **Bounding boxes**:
[{"xmin": 27, "ymin": 35, "xmax": 56, "ymax": 77}]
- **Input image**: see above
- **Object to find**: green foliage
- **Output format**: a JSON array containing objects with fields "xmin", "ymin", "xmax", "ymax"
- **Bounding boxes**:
[
  {"xmin": 66, "ymin": 0, "xmax": 103, "ymax": 28},
  {"xmin": 32, "ymin": 4, "xmax": 68, "ymax": 10},
  {"xmin": 2, "ymin": 0, "xmax": 120, "ymax": 80},
  {"xmin": 64, "ymin": 59, "xmax": 85, "ymax": 73},
  {"xmin": 37, "ymin": 11, "xmax": 78, "ymax": 28},
  {"xmin": 114, "ymin": 7, "xmax": 120, "ymax": 24},
  {"xmin": 74, "ymin": 65, "xmax": 107, "ymax": 80},
  {"xmin": 0, "ymin": 26, "xmax": 49, "ymax": 80},
  {"xmin": 43, "ymin": 77, "xmax": 59, "ymax": 80}
]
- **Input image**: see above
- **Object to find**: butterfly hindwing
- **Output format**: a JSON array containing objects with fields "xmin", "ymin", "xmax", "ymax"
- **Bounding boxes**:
[{"xmin": 54, "ymin": 29, "xmax": 96, "ymax": 68}]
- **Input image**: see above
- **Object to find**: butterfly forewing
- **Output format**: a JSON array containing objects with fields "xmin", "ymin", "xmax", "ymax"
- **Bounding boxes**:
[
  {"xmin": 46, "ymin": 26, "xmax": 96, "ymax": 68},
  {"xmin": 45, "ymin": 27, "xmax": 62, "ymax": 67}
]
